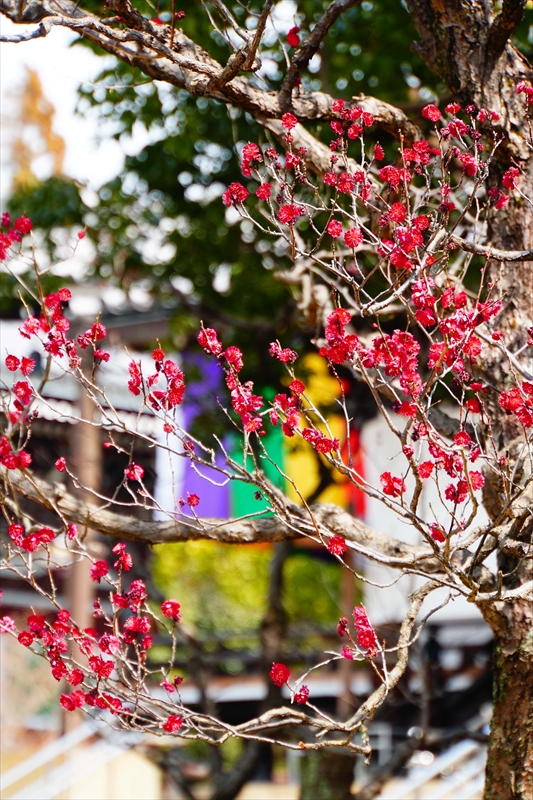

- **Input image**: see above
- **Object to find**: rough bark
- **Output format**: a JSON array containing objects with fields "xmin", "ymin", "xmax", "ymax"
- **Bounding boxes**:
[
  {"xmin": 482, "ymin": 596, "xmax": 533, "ymax": 799},
  {"xmin": 404, "ymin": 4, "xmax": 533, "ymax": 798}
]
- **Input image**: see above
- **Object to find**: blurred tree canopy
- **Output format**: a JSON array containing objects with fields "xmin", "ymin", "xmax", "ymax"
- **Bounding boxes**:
[{"xmin": 7, "ymin": 0, "xmax": 533, "ymax": 355}]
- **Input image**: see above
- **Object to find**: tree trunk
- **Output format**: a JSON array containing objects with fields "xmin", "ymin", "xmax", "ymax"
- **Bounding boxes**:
[
  {"xmin": 484, "ymin": 598, "xmax": 533, "ymax": 799},
  {"xmin": 299, "ymin": 751, "xmax": 355, "ymax": 800},
  {"xmin": 482, "ymin": 152, "xmax": 533, "ymax": 800}
]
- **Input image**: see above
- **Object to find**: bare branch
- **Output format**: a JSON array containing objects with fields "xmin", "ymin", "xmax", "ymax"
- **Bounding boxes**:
[
  {"xmin": 449, "ymin": 233, "xmax": 533, "ymax": 262},
  {"xmin": 279, "ymin": 0, "xmax": 362, "ymax": 109},
  {"xmin": 2, "ymin": 468, "xmax": 440, "ymax": 569},
  {"xmin": 488, "ymin": 0, "xmax": 526, "ymax": 62},
  {"xmin": 0, "ymin": 0, "xmax": 420, "ymax": 154}
]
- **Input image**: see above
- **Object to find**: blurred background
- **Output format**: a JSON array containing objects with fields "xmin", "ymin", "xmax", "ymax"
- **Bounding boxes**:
[{"xmin": 4, "ymin": 1, "xmax": 532, "ymax": 796}]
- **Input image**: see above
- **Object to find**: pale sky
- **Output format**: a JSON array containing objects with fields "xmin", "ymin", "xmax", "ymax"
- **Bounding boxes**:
[
  {"xmin": 0, "ymin": 17, "xmax": 154, "ymax": 203},
  {"xmin": 0, "ymin": 1, "xmax": 298, "ymax": 204}
]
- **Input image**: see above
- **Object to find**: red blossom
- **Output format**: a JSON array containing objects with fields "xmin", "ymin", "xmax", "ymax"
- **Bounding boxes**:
[
  {"xmin": 389, "ymin": 202, "xmax": 407, "ymax": 223},
  {"xmin": 270, "ymin": 662, "xmax": 290, "ymax": 686},
  {"xmin": 278, "ymin": 204, "xmax": 303, "ymax": 224},
  {"xmin": 418, "ymin": 461, "xmax": 434, "ymax": 479},
  {"xmin": 55, "ymin": 457, "xmax": 67, "ymax": 472},
  {"xmin": 161, "ymin": 600, "xmax": 182, "ymax": 620},
  {"xmin": 187, "ymin": 493, "xmax": 200, "ymax": 508},
  {"xmin": 286, "ymin": 27, "xmax": 300, "ymax": 47},
  {"xmin": 22, "ymin": 534, "xmax": 41, "ymax": 552},
  {"xmin": 60, "ymin": 691, "xmax": 85, "ymax": 711},
  {"xmin": 27, "ymin": 614, "xmax": 46, "ymax": 635},
  {"xmin": 114, "ymin": 549, "xmax": 133, "ymax": 571},
  {"xmin": 269, "ymin": 342, "xmax": 298, "ymax": 363},
  {"xmin": 337, "ymin": 617, "xmax": 348, "ymax": 636},
  {"xmin": 163, "ymin": 715, "xmax": 183, "ymax": 733},
  {"xmin": 465, "ymin": 397, "xmax": 481, "ymax": 414},
  {"xmin": 347, "ymin": 123, "xmax": 362, "ymax": 139},
  {"xmin": 99, "ymin": 635, "xmax": 121, "ymax": 655},
  {"xmin": 5, "ymin": 354, "xmax": 19, "ymax": 371},
  {"xmin": 422, "ymin": 104, "xmax": 441, "ymax": 122},
  {"xmin": 0, "ymin": 616, "xmax": 15, "ymax": 634},
  {"xmin": 344, "ymin": 227, "xmax": 363, "ymax": 248},
  {"xmin": 125, "ymin": 463, "xmax": 144, "ymax": 481},
  {"xmin": 68, "ymin": 669, "xmax": 85, "ymax": 686},
  {"xmin": 8, "ymin": 523, "xmax": 25, "ymax": 545},
  {"xmin": 289, "ymin": 379, "xmax": 305, "ymax": 394},
  {"xmin": 124, "ymin": 616, "xmax": 151, "ymax": 634},
  {"xmin": 327, "ymin": 535, "xmax": 347, "ymax": 556},
  {"xmin": 198, "ymin": 327, "xmax": 223, "ymax": 355},
  {"xmin": 327, "ymin": 219, "xmax": 343, "ymax": 238},
  {"xmin": 301, "ymin": 428, "xmax": 338, "ymax": 454},
  {"xmin": 18, "ymin": 630, "xmax": 34, "ymax": 646},
  {"xmin": 14, "ymin": 216, "xmax": 32, "ymax": 234},
  {"xmin": 353, "ymin": 606, "xmax": 378, "ymax": 655},
  {"xmin": 90, "ymin": 560, "xmax": 109, "ymax": 583},
  {"xmin": 502, "ymin": 167, "xmax": 520, "ymax": 189},
  {"xmin": 222, "ymin": 182, "xmax": 249, "ymax": 206},
  {"xmin": 38, "ymin": 527, "xmax": 55, "ymax": 544},
  {"xmin": 256, "ymin": 183, "xmax": 272, "ymax": 201},
  {"xmin": 469, "ymin": 470, "xmax": 485, "ymax": 490},
  {"xmin": 224, "ymin": 346, "xmax": 244, "ymax": 372},
  {"xmin": 394, "ymin": 401, "xmax": 418, "ymax": 418},
  {"xmin": 429, "ymin": 523, "xmax": 446, "ymax": 543},
  {"xmin": 380, "ymin": 471, "xmax": 405, "ymax": 497},
  {"xmin": 281, "ymin": 112, "xmax": 298, "ymax": 130},
  {"xmin": 294, "ymin": 685, "xmax": 309, "ymax": 705}
]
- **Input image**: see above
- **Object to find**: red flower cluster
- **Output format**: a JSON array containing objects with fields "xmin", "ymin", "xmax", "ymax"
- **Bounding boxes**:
[
  {"xmin": 7, "ymin": 523, "xmax": 55, "ymax": 551},
  {"xmin": 286, "ymin": 27, "xmax": 300, "ymax": 47},
  {"xmin": 293, "ymin": 685, "xmax": 309, "ymax": 705},
  {"xmin": 517, "ymin": 80, "xmax": 533, "ymax": 105},
  {"xmin": 112, "ymin": 542, "xmax": 133, "ymax": 571},
  {"xmin": 0, "ymin": 213, "xmax": 32, "ymax": 260},
  {"xmin": 499, "ymin": 382, "xmax": 533, "ymax": 427},
  {"xmin": 380, "ymin": 471, "xmax": 405, "ymax": 498},
  {"xmin": 148, "ymin": 357, "xmax": 185, "ymax": 410},
  {"xmin": 318, "ymin": 307, "xmax": 358, "ymax": 365},
  {"xmin": 353, "ymin": 606, "xmax": 378, "ymax": 655},
  {"xmin": 241, "ymin": 142, "xmax": 262, "ymax": 177},
  {"xmin": 371, "ymin": 330, "xmax": 422, "ymax": 398},
  {"xmin": 4, "ymin": 354, "xmax": 35, "ymax": 375},
  {"xmin": 198, "ymin": 327, "xmax": 223, "ymax": 355},
  {"xmin": 0, "ymin": 436, "xmax": 32, "ymax": 471},
  {"xmin": 269, "ymin": 341, "xmax": 298, "ymax": 363},
  {"xmin": 269, "ymin": 392, "xmax": 300, "ymax": 436},
  {"xmin": 302, "ymin": 428, "xmax": 339, "ymax": 454},
  {"xmin": 90, "ymin": 560, "xmax": 109, "ymax": 583}
]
